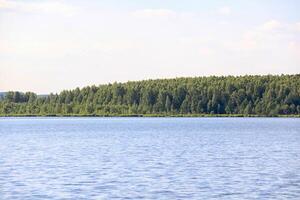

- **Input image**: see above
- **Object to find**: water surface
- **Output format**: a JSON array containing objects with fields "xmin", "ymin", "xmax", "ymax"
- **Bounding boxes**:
[{"xmin": 0, "ymin": 117, "xmax": 300, "ymax": 199}]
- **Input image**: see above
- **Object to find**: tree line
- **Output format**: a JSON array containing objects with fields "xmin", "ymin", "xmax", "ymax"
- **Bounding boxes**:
[{"xmin": 1, "ymin": 75, "xmax": 300, "ymax": 116}]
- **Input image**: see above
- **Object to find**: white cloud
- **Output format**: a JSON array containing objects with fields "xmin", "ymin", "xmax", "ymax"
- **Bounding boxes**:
[
  {"xmin": 217, "ymin": 6, "xmax": 231, "ymax": 15},
  {"xmin": 234, "ymin": 20, "xmax": 300, "ymax": 52},
  {"xmin": 288, "ymin": 42, "xmax": 300, "ymax": 55},
  {"xmin": 260, "ymin": 20, "xmax": 281, "ymax": 31},
  {"xmin": 259, "ymin": 20, "xmax": 300, "ymax": 33},
  {"xmin": 294, "ymin": 22, "xmax": 300, "ymax": 32},
  {"xmin": 0, "ymin": 0, "xmax": 77, "ymax": 16},
  {"xmin": 198, "ymin": 47, "xmax": 214, "ymax": 56},
  {"xmin": 131, "ymin": 9, "xmax": 176, "ymax": 19}
]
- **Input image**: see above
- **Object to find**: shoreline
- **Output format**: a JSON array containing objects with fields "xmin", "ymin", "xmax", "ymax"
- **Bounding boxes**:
[{"xmin": 1, "ymin": 114, "xmax": 300, "ymax": 118}]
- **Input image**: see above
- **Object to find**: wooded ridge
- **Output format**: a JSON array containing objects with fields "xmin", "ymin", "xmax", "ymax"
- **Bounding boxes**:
[{"xmin": 1, "ymin": 75, "xmax": 300, "ymax": 116}]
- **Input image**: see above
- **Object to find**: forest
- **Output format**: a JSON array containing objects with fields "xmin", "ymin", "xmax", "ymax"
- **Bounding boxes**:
[{"xmin": 1, "ymin": 75, "xmax": 300, "ymax": 116}]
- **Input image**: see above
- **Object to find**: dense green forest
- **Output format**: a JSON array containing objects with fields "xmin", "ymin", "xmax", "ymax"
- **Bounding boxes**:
[{"xmin": 1, "ymin": 75, "xmax": 300, "ymax": 116}]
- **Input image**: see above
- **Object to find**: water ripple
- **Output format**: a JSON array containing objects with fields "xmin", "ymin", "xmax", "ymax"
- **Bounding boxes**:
[{"xmin": 0, "ymin": 117, "xmax": 300, "ymax": 199}]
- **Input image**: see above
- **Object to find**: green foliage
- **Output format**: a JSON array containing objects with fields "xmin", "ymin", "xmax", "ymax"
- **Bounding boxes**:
[{"xmin": 1, "ymin": 75, "xmax": 300, "ymax": 116}]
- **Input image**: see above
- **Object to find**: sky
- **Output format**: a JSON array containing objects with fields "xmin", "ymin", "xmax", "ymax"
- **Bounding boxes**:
[{"xmin": 0, "ymin": 0, "xmax": 300, "ymax": 94}]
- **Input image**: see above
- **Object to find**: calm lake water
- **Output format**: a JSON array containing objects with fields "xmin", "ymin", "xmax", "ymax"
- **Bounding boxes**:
[{"xmin": 0, "ymin": 117, "xmax": 300, "ymax": 199}]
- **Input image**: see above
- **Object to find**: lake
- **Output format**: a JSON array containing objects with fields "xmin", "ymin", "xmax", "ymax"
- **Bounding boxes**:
[{"xmin": 0, "ymin": 117, "xmax": 300, "ymax": 199}]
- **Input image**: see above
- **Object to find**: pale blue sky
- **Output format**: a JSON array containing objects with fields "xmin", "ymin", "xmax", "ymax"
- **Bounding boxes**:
[{"xmin": 0, "ymin": 0, "xmax": 300, "ymax": 93}]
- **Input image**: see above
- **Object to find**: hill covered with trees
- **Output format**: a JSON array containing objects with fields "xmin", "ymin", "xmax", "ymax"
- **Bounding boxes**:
[{"xmin": 1, "ymin": 75, "xmax": 300, "ymax": 117}]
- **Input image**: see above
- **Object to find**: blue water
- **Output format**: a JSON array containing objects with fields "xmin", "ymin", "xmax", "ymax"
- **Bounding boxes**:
[{"xmin": 0, "ymin": 117, "xmax": 300, "ymax": 199}]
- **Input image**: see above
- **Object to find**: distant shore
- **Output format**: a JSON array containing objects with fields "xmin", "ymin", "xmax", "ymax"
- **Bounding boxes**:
[
  {"xmin": 2, "ymin": 75, "xmax": 300, "ymax": 117},
  {"xmin": 1, "ymin": 114, "xmax": 299, "ymax": 118}
]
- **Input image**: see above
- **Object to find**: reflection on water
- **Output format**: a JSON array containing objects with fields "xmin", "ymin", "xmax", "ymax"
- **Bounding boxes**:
[{"xmin": 0, "ymin": 117, "xmax": 300, "ymax": 199}]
